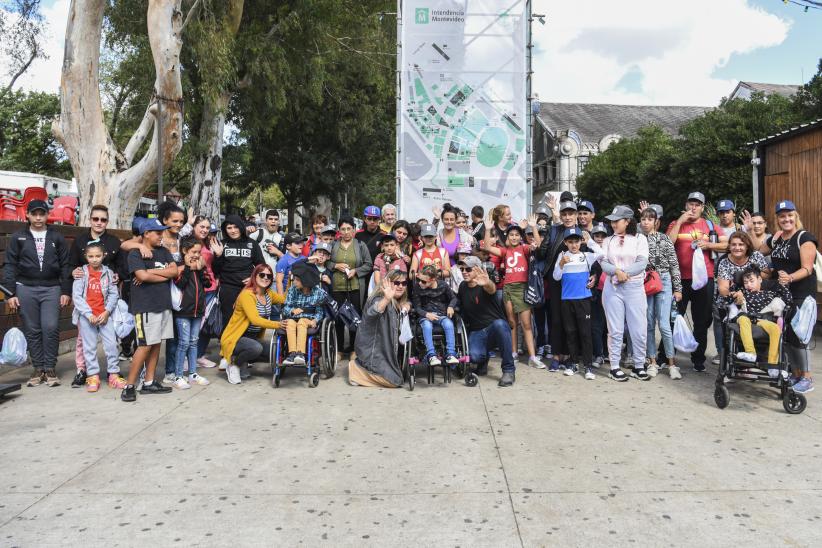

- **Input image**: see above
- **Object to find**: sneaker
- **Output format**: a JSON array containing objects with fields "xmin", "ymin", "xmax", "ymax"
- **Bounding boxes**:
[
  {"xmin": 445, "ymin": 355, "xmax": 459, "ymax": 365},
  {"xmin": 137, "ymin": 366, "xmax": 146, "ymax": 390},
  {"xmin": 293, "ymin": 352, "xmax": 306, "ymax": 365},
  {"xmin": 563, "ymin": 364, "xmax": 577, "ymax": 376},
  {"xmin": 218, "ymin": 358, "xmax": 228, "ymax": 371},
  {"xmin": 592, "ymin": 356, "xmax": 604, "ymax": 369},
  {"xmin": 475, "ymin": 363, "xmax": 488, "ymax": 376},
  {"xmin": 646, "ymin": 363, "xmax": 659, "ymax": 378},
  {"xmin": 736, "ymin": 352, "xmax": 757, "ymax": 363},
  {"xmin": 121, "ymin": 385, "xmax": 137, "ymax": 402},
  {"xmin": 26, "ymin": 371, "xmax": 44, "ymax": 387},
  {"xmin": 45, "ymin": 369, "xmax": 60, "ymax": 387},
  {"xmin": 669, "ymin": 365, "xmax": 682, "ymax": 380},
  {"xmin": 428, "ymin": 355, "xmax": 441, "ymax": 366},
  {"xmin": 140, "ymin": 381, "xmax": 172, "ymax": 394},
  {"xmin": 584, "ymin": 367, "xmax": 596, "ymax": 380},
  {"xmin": 71, "ymin": 369, "xmax": 87, "ymax": 388},
  {"xmin": 543, "ymin": 345, "xmax": 552, "ymax": 355},
  {"xmin": 197, "ymin": 357, "xmax": 217, "ymax": 368},
  {"xmin": 283, "ymin": 352, "xmax": 297, "ymax": 366},
  {"xmin": 631, "ymin": 368, "xmax": 650, "ymax": 381},
  {"xmin": 609, "ymin": 368, "xmax": 628, "ymax": 382},
  {"xmin": 693, "ymin": 363, "xmax": 706, "ymax": 373},
  {"xmin": 711, "ymin": 354, "xmax": 721, "ymax": 366},
  {"xmin": 172, "ymin": 376, "xmax": 191, "ymax": 390},
  {"xmin": 189, "ymin": 373, "xmax": 210, "ymax": 386},
  {"xmin": 85, "ymin": 374, "xmax": 101, "ymax": 393},
  {"xmin": 488, "ymin": 350, "xmax": 496, "ymax": 358},
  {"xmin": 107, "ymin": 374, "xmax": 127, "ymax": 389},
  {"xmin": 226, "ymin": 364, "xmax": 242, "ymax": 384},
  {"xmin": 530, "ymin": 356, "xmax": 547, "ymax": 369},
  {"xmin": 603, "ymin": 355, "xmax": 611, "ymax": 364},
  {"xmin": 792, "ymin": 378, "xmax": 815, "ymax": 394},
  {"xmin": 163, "ymin": 373, "xmax": 176, "ymax": 384},
  {"xmin": 548, "ymin": 359, "xmax": 562, "ymax": 372},
  {"xmin": 498, "ymin": 370, "xmax": 515, "ymax": 387},
  {"xmin": 118, "ymin": 353, "xmax": 129, "ymax": 362},
  {"xmin": 767, "ymin": 368, "xmax": 780, "ymax": 379}
]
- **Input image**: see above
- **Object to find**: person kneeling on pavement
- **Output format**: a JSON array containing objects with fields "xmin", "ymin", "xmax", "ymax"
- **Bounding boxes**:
[{"xmin": 456, "ymin": 256, "xmax": 516, "ymax": 387}]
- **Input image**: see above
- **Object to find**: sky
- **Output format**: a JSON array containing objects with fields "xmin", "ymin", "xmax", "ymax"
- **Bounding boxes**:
[{"xmin": 2, "ymin": 0, "xmax": 820, "ymax": 107}]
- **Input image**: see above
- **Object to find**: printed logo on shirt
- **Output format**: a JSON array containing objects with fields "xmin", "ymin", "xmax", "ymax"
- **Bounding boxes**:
[
  {"xmin": 506, "ymin": 251, "xmax": 524, "ymax": 270},
  {"xmin": 225, "ymin": 247, "xmax": 252, "ymax": 258}
]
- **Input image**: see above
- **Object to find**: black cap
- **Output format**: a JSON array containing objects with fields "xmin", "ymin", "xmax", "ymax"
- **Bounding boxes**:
[
  {"xmin": 284, "ymin": 232, "xmax": 306, "ymax": 246},
  {"xmin": 27, "ymin": 199, "xmax": 49, "ymax": 213}
]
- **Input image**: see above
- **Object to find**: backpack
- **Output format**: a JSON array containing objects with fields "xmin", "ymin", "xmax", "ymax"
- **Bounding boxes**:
[
  {"xmin": 524, "ymin": 253, "xmax": 545, "ymax": 306},
  {"xmin": 798, "ymin": 231, "xmax": 822, "ymax": 292}
]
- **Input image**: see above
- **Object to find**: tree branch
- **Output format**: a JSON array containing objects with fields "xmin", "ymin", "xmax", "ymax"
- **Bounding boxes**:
[
  {"xmin": 181, "ymin": 0, "xmax": 202, "ymax": 32},
  {"xmin": 3, "ymin": 47, "xmax": 38, "ymax": 95},
  {"xmin": 123, "ymin": 102, "xmax": 156, "ymax": 166}
]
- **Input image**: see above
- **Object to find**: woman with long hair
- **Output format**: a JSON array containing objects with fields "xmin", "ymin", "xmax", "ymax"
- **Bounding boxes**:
[
  {"xmin": 391, "ymin": 220, "xmax": 414, "ymax": 264},
  {"xmin": 302, "ymin": 213, "xmax": 329, "ymax": 257},
  {"xmin": 437, "ymin": 203, "xmax": 474, "ymax": 267}
]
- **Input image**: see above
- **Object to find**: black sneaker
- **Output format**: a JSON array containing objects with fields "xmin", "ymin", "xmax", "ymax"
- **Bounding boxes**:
[
  {"xmin": 71, "ymin": 369, "xmax": 87, "ymax": 388},
  {"xmin": 498, "ymin": 370, "xmax": 515, "ymax": 387},
  {"xmin": 283, "ymin": 352, "xmax": 297, "ymax": 365},
  {"xmin": 140, "ymin": 381, "xmax": 172, "ymax": 394},
  {"xmin": 121, "ymin": 385, "xmax": 137, "ymax": 402},
  {"xmin": 693, "ymin": 363, "xmax": 706, "ymax": 373},
  {"xmin": 609, "ymin": 368, "xmax": 629, "ymax": 382},
  {"xmin": 631, "ymin": 368, "xmax": 651, "ymax": 381}
]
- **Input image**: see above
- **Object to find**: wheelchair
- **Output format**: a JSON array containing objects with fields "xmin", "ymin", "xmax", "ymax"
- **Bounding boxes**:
[
  {"xmin": 713, "ymin": 303, "xmax": 805, "ymax": 414},
  {"xmin": 400, "ymin": 312, "xmax": 478, "ymax": 391},
  {"xmin": 269, "ymin": 315, "xmax": 337, "ymax": 388}
]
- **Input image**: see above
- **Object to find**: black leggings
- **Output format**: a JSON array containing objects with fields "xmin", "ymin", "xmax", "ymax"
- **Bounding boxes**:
[
  {"xmin": 219, "ymin": 283, "xmax": 244, "ymax": 331},
  {"xmin": 332, "ymin": 289, "xmax": 361, "ymax": 351}
]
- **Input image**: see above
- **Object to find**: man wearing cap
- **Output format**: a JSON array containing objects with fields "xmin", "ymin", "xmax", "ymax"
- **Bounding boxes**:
[
  {"xmin": 577, "ymin": 200, "xmax": 596, "ymax": 232},
  {"xmin": 716, "ymin": 199, "xmax": 740, "ymax": 234},
  {"xmin": 380, "ymin": 204, "xmax": 397, "ymax": 234},
  {"xmin": 456, "ymin": 256, "xmax": 516, "ymax": 386},
  {"xmin": 665, "ymin": 191, "xmax": 727, "ymax": 371},
  {"xmin": 250, "ymin": 209, "xmax": 285, "ymax": 272},
  {"xmin": 357, "ymin": 205, "xmax": 386, "ymax": 261},
  {"xmin": 4, "ymin": 200, "xmax": 72, "ymax": 388}
]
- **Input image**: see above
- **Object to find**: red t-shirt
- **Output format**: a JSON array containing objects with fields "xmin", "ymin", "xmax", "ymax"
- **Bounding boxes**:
[
  {"xmin": 667, "ymin": 218, "xmax": 724, "ymax": 280},
  {"xmin": 86, "ymin": 269, "xmax": 106, "ymax": 316},
  {"xmin": 499, "ymin": 244, "xmax": 530, "ymax": 284}
]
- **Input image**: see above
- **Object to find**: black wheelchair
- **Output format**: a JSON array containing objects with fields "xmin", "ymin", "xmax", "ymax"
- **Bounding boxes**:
[{"xmin": 269, "ymin": 315, "xmax": 337, "ymax": 388}]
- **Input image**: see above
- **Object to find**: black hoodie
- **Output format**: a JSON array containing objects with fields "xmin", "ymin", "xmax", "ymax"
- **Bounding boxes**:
[{"xmin": 213, "ymin": 215, "xmax": 264, "ymax": 287}]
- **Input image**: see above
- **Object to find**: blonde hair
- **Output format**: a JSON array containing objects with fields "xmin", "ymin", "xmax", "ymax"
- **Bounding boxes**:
[
  {"xmin": 372, "ymin": 269, "xmax": 409, "ymax": 307},
  {"xmin": 491, "ymin": 204, "xmax": 509, "ymax": 224},
  {"xmin": 778, "ymin": 210, "xmax": 804, "ymax": 230}
]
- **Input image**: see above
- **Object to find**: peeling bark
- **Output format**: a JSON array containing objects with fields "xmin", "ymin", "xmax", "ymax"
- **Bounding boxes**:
[{"xmin": 53, "ymin": 0, "xmax": 184, "ymax": 229}]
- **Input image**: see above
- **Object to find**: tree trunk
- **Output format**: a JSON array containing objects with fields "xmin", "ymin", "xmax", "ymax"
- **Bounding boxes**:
[
  {"xmin": 189, "ymin": 91, "xmax": 229, "ymax": 221},
  {"xmin": 53, "ymin": 0, "xmax": 184, "ymax": 229}
]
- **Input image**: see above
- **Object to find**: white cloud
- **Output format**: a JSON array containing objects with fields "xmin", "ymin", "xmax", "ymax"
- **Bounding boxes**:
[{"xmin": 531, "ymin": 0, "xmax": 790, "ymax": 106}]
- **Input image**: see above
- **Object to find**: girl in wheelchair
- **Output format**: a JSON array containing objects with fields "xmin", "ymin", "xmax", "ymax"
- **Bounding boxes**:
[
  {"xmin": 281, "ymin": 261, "xmax": 328, "ymax": 365},
  {"xmin": 731, "ymin": 265, "xmax": 792, "ymax": 377},
  {"xmin": 411, "ymin": 264, "xmax": 459, "ymax": 367}
]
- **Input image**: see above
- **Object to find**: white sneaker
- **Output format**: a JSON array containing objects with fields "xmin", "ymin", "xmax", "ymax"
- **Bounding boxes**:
[
  {"xmin": 736, "ymin": 352, "xmax": 757, "ymax": 363},
  {"xmin": 218, "ymin": 358, "xmax": 228, "ymax": 371},
  {"xmin": 227, "ymin": 364, "xmax": 242, "ymax": 384},
  {"xmin": 189, "ymin": 373, "xmax": 210, "ymax": 386},
  {"xmin": 172, "ymin": 376, "xmax": 191, "ymax": 390},
  {"xmin": 592, "ymin": 356, "xmax": 604, "ymax": 369},
  {"xmin": 711, "ymin": 354, "xmax": 721, "ymax": 365},
  {"xmin": 445, "ymin": 355, "xmax": 459, "ymax": 365},
  {"xmin": 529, "ymin": 356, "xmax": 547, "ymax": 369},
  {"xmin": 428, "ymin": 355, "xmax": 441, "ymax": 366},
  {"xmin": 163, "ymin": 373, "xmax": 176, "ymax": 384},
  {"xmin": 669, "ymin": 365, "xmax": 682, "ymax": 380},
  {"xmin": 584, "ymin": 367, "xmax": 596, "ymax": 380},
  {"xmin": 197, "ymin": 357, "xmax": 217, "ymax": 368},
  {"xmin": 646, "ymin": 363, "xmax": 658, "ymax": 378},
  {"xmin": 563, "ymin": 365, "xmax": 576, "ymax": 376}
]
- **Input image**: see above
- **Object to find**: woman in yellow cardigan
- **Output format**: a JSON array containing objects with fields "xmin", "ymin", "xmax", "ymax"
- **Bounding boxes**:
[{"xmin": 220, "ymin": 263, "xmax": 286, "ymax": 384}]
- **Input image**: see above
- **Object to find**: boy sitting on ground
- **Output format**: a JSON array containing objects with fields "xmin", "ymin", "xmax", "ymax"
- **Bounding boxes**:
[{"xmin": 281, "ymin": 261, "xmax": 327, "ymax": 365}]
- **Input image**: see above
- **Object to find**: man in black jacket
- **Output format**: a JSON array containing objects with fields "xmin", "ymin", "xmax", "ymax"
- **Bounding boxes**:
[{"xmin": 3, "ymin": 200, "xmax": 72, "ymax": 387}]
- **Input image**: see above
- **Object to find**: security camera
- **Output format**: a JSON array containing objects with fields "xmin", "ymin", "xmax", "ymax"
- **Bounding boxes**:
[{"xmin": 750, "ymin": 157, "xmax": 761, "ymax": 166}]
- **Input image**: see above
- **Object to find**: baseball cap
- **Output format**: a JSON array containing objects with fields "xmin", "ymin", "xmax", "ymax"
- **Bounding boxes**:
[
  {"xmin": 458, "ymin": 256, "xmax": 482, "ymax": 269},
  {"xmin": 649, "ymin": 204, "xmax": 664, "ymax": 218},
  {"xmin": 578, "ymin": 200, "xmax": 595, "ymax": 213},
  {"xmin": 563, "ymin": 227, "xmax": 583, "ymax": 240},
  {"xmin": 363, "ymin": 205, "xmax": 381, "ymax": 218},
  {"xmin": 26, "ymin": 199, "xmax": 49, "ymax": 213},
  {"xmin": 716, "ymin": 199, "xmax": 735, "ymax": 212},
  {"xmin": 420, "ymin": 223, "xmax": 437, "ymax": 237},
  {"xmin": 687, "ymin": 191, "xmax": 706, "ymax": 204},
  {"xmin": 559, "ymin": 200, "xmax": 577, "ymax": 212},
  {"xmin": 524, "ymin": 225, "xmax": 534, "ymax": 235},
  {"xmin": 284, "ymin": 232, "xmax": 306, "ymax": 246},
  {"xmin": 380, "ymin": 232, "xmax": 398, "ymax": 242},
  {"xmin": 535, "ymin": 205, "xmax": 551, "ymax": 217},
  {"xmin": 591, "ymin": 222, "xmax": 608, "ymax": 235},
  {"xmin": 775, "ymin": 200, "xmax": 796, "ymax": 213},
  {"xmin": 312, "ymin": 241, "xmax": 333, "ymax": 254},
  {"xmin": 209, "ymin": 223, "xmax": 219, "ymax": 233},
  {"xmin": 132, "ymin": 217, "xmax": 147, "ymax": 234},
  {"xmin": 140, "ymin": 218, "xmax": 172, "ymax": 234},
  {"xmin": 605, "ymin": 205, "xmax": 634, "ymax": 221},
  {"xmin": 321, "ymin": 224, "xmax": 337, "ymax": 234}
]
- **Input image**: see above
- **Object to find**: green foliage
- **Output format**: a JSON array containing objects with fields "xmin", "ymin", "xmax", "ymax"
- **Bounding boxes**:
[{"xmin": 793, "ymin": 58, "xmax": 822, "ymax": 121}]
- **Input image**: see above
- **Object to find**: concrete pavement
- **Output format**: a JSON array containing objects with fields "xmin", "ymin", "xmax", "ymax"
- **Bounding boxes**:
[{"xmin": 0, "ymin": 336, "xmax": 821, "ymax": 547}]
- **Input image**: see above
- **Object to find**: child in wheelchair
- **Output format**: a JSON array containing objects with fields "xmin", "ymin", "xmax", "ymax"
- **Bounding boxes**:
[
  {"xmin": 730, "ymin": 265, "xmax": 791, "ymax": 377},
  {"xmin": 411, "ymin": 264, "xmax": 459, "ymax": 367},
  {"xmin": 281, "ymin": 261, "xmax": 328, "ymax": 365}
]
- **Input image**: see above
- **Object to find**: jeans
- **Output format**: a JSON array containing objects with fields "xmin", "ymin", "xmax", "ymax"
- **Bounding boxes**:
[
  {"xmin": 419, "ymin": 316, "xmax": 456, "ymax": 358},
  {"xmin": 174, "ymin": 317, "xmax": 201, "ymax": 377},
  {"xmin": 646, "ymin": 272, "xmax": 674, "ymax": 360},
  {"xmin": 16, "ymin": 284, "xmax": 61, "ymax": 370},
  {"xmin": 232, "ymin": 336, "xmax": 265, "ymax": 367},
  {"xmin": 468, "ymin": 319, "xmax": 515, "ymax": 372},
  {"xmin": 676, "ymin": 278, "xmax": 714, "ymax": 366},
  {"xmin": 197, "ymin": 292, "xmax": 216, "ymax": 359},
  {"xmin": 603, "ymin": 279, "xmax": 648, "ymax": 368}
]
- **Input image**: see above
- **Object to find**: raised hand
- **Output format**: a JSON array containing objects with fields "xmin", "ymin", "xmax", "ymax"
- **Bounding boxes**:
[
  {"xmin": 381, "ymin": 278, "xmax": 396, "ymax": 300},
  {"xmin": 639, "ymin": 200, "xmax": 650, "ymax": 213}
]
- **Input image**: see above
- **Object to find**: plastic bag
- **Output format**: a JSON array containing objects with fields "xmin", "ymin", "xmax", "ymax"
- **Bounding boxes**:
[
  {"xmin": 170, "ymin": 281, "xmax": 183, "ymax": 311},
  {"xmin": 790, "ymin": 295, "xmax": 817, "ymax": 346},
  {"xmin": 0, "ymin": 327, "xmax": 27, "ymax": 366},
  {"xmin": 112, "ymin": 299, "xmax": 135, "ymax": 339},
  {"xmin": 399, "ymin": 313, "xmax": 413, "ymax": 344},
  {"xmin": 691, "ymin": 247, "xmax": 708, "ymax": 290},
  {"xmin": 673, "ymin": 315, "xmax": 699, "ymax": 352},
  {"xmin": 448, "ymin": 265, "xmax": 464, "ymax": 293}
]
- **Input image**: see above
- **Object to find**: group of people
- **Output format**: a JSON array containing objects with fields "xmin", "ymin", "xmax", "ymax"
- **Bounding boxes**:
[{"xmin": 2, "ymin": 190, "xmax": 817, "ymax": 400}]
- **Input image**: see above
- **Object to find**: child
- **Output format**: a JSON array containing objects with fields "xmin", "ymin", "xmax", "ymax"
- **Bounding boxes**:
[
  {"xmin": 320, "ymin": 224, "xmax": 338, "ymax": 245},
  {"xmin": 589, "ymin": 222, "xmax": 608, "ymax": 366},
  {"xmin": 410, "ymin": 223, "xmax": 450, "ymax": 279},
  {"xmin": 373, "ymin": 233, "xmax": 407, "ymax": 287},
  {"xmin": 276, "ymin": 232, "xmax": 307, "ymax": 294},
  {"xmin": 121, "ymin": 218, "xmax": 180, "ymax": 402},
  {"xmin": 72, "ymin": 241, "xmax": 125, "ymax": 392},
  {"xmin": 282, "ymin": 261, "xmax": 327, "ymax": 365},
  {"xmin": 733, "ymin": 265, "xmax": 791, "ymax": 377},
  {"xmin": 172, "ymin": 236, "xmax": 211, "ymax": 389},
  {"xmin": 411, "ymin": 264, "xmax": 459, "ymax": 366},
  {"xmin": 308, "ymin": 241, "xmax": 333, "ymax": 291},
  {"xmin": 483, "ymin": 214, "xmax": 544, "ymax": 368},
  {"xmin": 552, "ymin": 228, "xmax": 603, "ymax": 379}
]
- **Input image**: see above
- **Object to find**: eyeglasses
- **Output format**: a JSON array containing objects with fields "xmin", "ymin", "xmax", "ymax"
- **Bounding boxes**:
[
  {"xmin": 459, "ymin": 266, "xmax": 471, "ymax": 272},
  {"xmin": 257, "ymin": 272, "xmax": 273, "ymax": 280},
  {"xmin": 91, "ymin": 217, "xmax": 108, "ymax": 223},
  {"xmin": 365, "ymin": 216, "xmax": 380, "ymax": 221},
  {"xmin": 392, "ymin": 280, "xmax": 408, "ymax": 287}
]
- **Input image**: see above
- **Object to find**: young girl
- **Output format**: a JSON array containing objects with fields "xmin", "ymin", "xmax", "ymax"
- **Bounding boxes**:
[
  {"xmin": 72, "ymin": 241, "xmax": 124, "ymax": 392},
  {"xmin": 484, "ymin": 214, "xmax": 544, "ymax": 368},
  {"xmin": 410, "ymin": 223, "xmax": 451, "ymax": 279},
  {"xmin": 172, "ymin": 236, "xmax": 211, "ymax": 389}
]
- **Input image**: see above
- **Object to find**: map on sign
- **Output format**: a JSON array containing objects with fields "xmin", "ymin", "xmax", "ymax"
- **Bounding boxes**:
[{"xmin": 398, "ymin": 0, "xmax": 529, "ymax": 220}]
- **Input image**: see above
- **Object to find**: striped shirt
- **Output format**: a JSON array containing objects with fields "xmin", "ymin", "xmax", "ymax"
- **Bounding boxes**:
[{"xmin": 244, "ymin": 294, "xmax": 272, "ymax": 336}]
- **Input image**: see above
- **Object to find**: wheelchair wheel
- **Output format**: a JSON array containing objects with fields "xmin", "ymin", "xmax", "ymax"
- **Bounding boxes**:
[
  {"xmin": 783, "ymin": 391, "xmax": 807, "ymax": 414},
  {"xmin": 321, "ymin": 320, "xmax": 337, "ymax": 378},
  {"xmin": 465, "ymin": 372, "xmax": 478, "ymax": 387},
  {"xmin": 714, "ymin": 385, "xmax": 730, "ymax": 409},
  {"xmin": 309, "ymin": 372, "xmax": 319, "ymax": 388},
  {"xmin": 273, "ymin": 369, "xmax": 281, "ymax": 388}
]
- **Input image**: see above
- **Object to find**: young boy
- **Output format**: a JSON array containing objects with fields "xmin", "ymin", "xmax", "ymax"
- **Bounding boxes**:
[
  {"xmin": 320, "ymin": 224, "xmax": 338, "ymax": 245},
  {"xmin": 372, "ymin": 233, "xmax": 407, "ymax": 286},
  {"xmin": 276, "ymin": 232, "xmax": 306, "ymax": 294},
  {"xmin": 589, "ymin": 222, "xmax": 608, "ymax": 366},
  {"xmin": 308, "ymin": 241, "xmax": 333, "ymax": 291},
  {"xmin": 552, "ymin": 227, "xmax": 603, "ymax": 379},
  {"xmin": 282, "ymin": 261, "xmax": 327, "ymax": 365},
  {"xmin": 121, "ymin": 219, "xmax": 180, "ymax": 402},
  {"xmin": 72, "ymin": 241, "xmax": 124, "ymax": 392},
  {"xmin": 412, "ymin": 264, "xmax": 459, "ymax": 367},
  {"xmin": 733, "ymin": 265, "xmax": 791, "ymax": 377}
]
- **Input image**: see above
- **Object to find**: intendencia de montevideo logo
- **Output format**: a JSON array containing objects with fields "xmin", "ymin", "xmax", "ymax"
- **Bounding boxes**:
[{"xmin": 415, "ymin": 7, "xmax": 465, "ymax": 23}]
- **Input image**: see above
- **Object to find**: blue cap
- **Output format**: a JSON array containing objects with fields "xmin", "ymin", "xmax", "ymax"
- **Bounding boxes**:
[
  {"xmin": 140, "ymin": 218, "xmax": 172, "ymax": 234},
  {"xmin": 563, "ymin": 227, "xmax": 583, "ymax": 240},
  {"xmin": 209, "ymin": 223, "xmax": 219, "ymax": 233},
  {"xmin": 363, "ymin": 205, "xmax": 381, "ymax": 217},
  {"xmin": 716, "ymin": 199, "xmax": 735, "ymax": 212},
  {"xmin": 578, "ymin": 200, "xmax": 595, "ymax": 213},
  {"xmin": 132, "ymin": 217, "xmax": 147, "ymax": 233},
  {"xmin": 775, "ymin": 200, "xmax": 796, "ymax": 214}
]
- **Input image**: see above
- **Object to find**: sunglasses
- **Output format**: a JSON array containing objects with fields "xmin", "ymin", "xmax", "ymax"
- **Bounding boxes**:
[
  {"xmin": 91, "ymin": 216, "xmax": 108, "ymax": 223},
  {"xmin": 459, "ymin": 266, "xmax": 471, "ymax": 272},
  {"xmin": 392, "ymin": 280, "xmax": 408, "ymax": 287},
  {"xmin": 257, "ymin": 272, "xmax": 273, "ymax": 280},
  {"xmin": 365, "ymin": 216, "xmax": 380, "ymax": 221}
]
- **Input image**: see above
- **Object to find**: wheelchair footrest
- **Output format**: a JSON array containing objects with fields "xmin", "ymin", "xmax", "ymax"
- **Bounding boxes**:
[{"xmin": 408, "ymin": 358, "xmax": 420, "ymax": 365}]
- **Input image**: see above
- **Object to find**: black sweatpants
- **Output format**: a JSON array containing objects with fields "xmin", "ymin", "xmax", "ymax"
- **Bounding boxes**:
[
  {"xmin": 219, "ymin": 283, "xmax": 244, "ymax": 331},
  {"xmin": 560, "ymin": 298, "xmax": 593, "ymax": 367},
  {"xmin": 548, "ymin": 278, "xmax": 568, "ymax": 356}
]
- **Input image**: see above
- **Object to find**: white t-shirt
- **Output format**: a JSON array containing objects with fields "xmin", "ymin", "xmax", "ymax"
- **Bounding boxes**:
[{"xmin": 29, "ymin": 228, "xmax": 47, "ymax": 269}]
